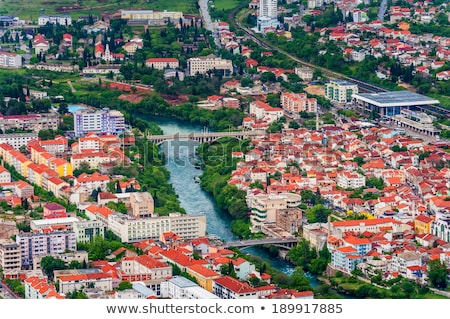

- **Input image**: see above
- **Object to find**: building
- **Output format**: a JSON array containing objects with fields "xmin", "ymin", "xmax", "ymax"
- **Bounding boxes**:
[
  {"xmin": 160, "ymin": 275, "xmax": 219, "ymax": 299},
  {"xmin": 0, "ymin": 239, "xmax": 21, "ymax": 277},
  {"xmin": 247, "ymin": 192, "xmax": 302, "ymax": 233},
  {"xmin": 120, "ymin": 255, "xmax": 172, "ymax": 288},
  {"xmin": 0, "ymin": 133, "xmax": 38, "ymax": 149},
  {"xmin": 108, "ymin": 213, "xmax": 206, "ymax": 243},
  {"xmin": 0, "ymin": 165, "xmax": 11, "ymax": 183},
  {"xmin": 257, "ymin": 0, "xmax": 279, "ymax": 32},
  {"xmin": 0, "ymin": 52, "xmax": 22, "ymax": 68},
  {"xmin": 130, "ymin": 192, "xmax": 155, "ymax": 218},
  {"xmin": 33, "ymin": 251, "xmax": 88, "ymax": 271},
  {"xmin": 324, "ymin": 80, "xmax": 358, "ymax": 104},
  {"xmin": 352, "ymin": 91, "xmax": 440, "ymax": 118},
  {"xmin": 38, "ymin": 15, "xmax": 72, "ymax": 26},
  {"xmin": 280, "ymin": 92, "xmax": 317, "ymax": 118},
  {"xmin": 213, "ymin": 276, "xmax": 258, "ymax": 299},
  {"xmin": 56, "ymin": 270, "xmax": 112, "ymax": 294},
  {"xmin": 16, "ymin": 231, "xmax": 77, "ymax": 268},
  {"xmin": 121, "ymin": 10, "xmax": 183, "ymax": 21},
  {"xmin": 187, "ymin": 55, "xmax": 233, "ymax": 77},
  {"xmin": 336, "ymin": 171, "xmax": 366, "ymax": 189},
  {"xmin": 70, "ymin": 151, "xmax": 111, "ymax": 170},
  {"xmin": 24, "ymin": 277, "xmax": 63, "ymax": 299},
  {"xmin": 249, "ymin": 100, "xmax": 284, "ymax": 123},
  {"xmin": 145, "ymin": 58, "xmax": 179, "ymax": 70},
  {"xmin": 0, "ymin": 114, "xmax": 60, "ymax": 133},
  {"xmin": 74, "ymin": 108, "xmax": 126, "ymax": 137},
  {"xmin": 331, "ymin": 246, "xmax": 363, "ymax": 273},
  {"xmin": 43, "ymin": 203, "xmax": 67, "ymax": 219},
  {"xmin": 294, "ymin": 67, "xmax": 313, "ymax": 82},
  {"xmin": 390, "ymin": 109, "xmax": 441, "ymax": 137},
  {"xmin": 72, "ymin": 219, "xmax": 106, "ymax": 243}
]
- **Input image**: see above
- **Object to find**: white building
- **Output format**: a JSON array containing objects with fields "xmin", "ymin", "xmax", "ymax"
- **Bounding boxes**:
[
  {"xmin": 108, "ymin": 213, "xmax": 206, "ymax": 243},
  {"xmin": 145, "ymin": 58, "xmax": 179, "ymax": 70},
  {"xmin": 160, "ymin": 276, "xmax": 219, "ymax": 299},
  {"xmin": 38, "ymin": 15, "xmax": 72, "ymax": 26},
  {"xmin": 0, "ymin": 239, "xmax": 21, "ymax": 277},
  {"xmin": 324, "ymin": 79, "xmax": 359, "ymax": 103},
  {"xmin": 0, "ymin": 52, "xmax": 22, "ymax": 68},
  {"xmin": 187, "ymin": 55, "xmax": 233, "ymax": 76},
  {"xmin": 74, "ymin": 108, "xmax": 125, "ymax": 137},
  {"xmin": 336, "ymin": 171, "xmax": 366, "ymax": 189},
  {"xmin": 0, "ymin": 165, "xmax": 11, "ymax": 183},
  {"xmin": 259, "ymin": 0, "xmax": 278, "ymax": 18},
  {"xmin": 0, "ymin": 133, "xmax": 38, "ymax": 149},
  {"xmin": 249, "ymin": 100, "xmax": 283, "ymax": 123}
]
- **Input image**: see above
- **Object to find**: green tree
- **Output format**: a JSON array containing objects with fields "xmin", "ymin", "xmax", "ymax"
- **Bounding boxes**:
[
  {"xmin": 428, "ymin": 259, "xmax": 448, "ymax": 289},
  {"xmin": 40, "ymin": 256, "xmax": 67, "ymax": 281}
]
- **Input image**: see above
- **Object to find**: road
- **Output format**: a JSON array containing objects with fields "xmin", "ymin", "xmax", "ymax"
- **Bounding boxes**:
[
  {"xmin": 0, "ymin": 282, "xmax": 19, "ymax": 299},
  {"xmin": 198, "ymin": 0, "xmax": 221, "ymax": 48}
]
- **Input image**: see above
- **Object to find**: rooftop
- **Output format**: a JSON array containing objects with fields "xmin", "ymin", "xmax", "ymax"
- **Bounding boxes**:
[{"xmin": 352, "ymin": 91, "xmax": 440, "ymax": 107}]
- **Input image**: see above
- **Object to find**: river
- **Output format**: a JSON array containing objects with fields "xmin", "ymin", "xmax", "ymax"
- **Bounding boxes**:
[{"xmin": 139, "ymin": 115, "xmax": 299, "ymax": 277}]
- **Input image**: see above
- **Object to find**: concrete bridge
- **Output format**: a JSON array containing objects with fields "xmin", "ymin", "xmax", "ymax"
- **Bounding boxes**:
[
  {"xmin": 224, "ymin": 237, "xmax": 299, "ymax": 249},
  {"xmin": 147, "ymin": 130, "xmax": 265, "ymax": 145}
]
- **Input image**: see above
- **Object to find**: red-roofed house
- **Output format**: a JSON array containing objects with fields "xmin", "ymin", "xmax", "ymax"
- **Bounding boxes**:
[
  {"xmin": 43, "ymin": 203, "xmax": 67, "ymax": 219},
  {"xmin": 213, "ymin": 276, "xmax": 258, "ymax": 299}
]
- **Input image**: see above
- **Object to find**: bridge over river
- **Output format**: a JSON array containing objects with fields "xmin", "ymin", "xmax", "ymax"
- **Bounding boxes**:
[
  {"xmin": 224, "ymin": 237, "xmax": 299, "ymax": 249},
  {"xmin": 147, "ymin": 130, "xmax": 265, "ymax": 145}
]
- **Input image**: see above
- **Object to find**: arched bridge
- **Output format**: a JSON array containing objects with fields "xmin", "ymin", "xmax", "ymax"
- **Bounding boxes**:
[
  {"xmin": 224, "ymin": 237, "xmax": 299, "ymax": 249},
  {"xmin": 147, "ymin": 130, "xmax": 265, "ymax": 145}
]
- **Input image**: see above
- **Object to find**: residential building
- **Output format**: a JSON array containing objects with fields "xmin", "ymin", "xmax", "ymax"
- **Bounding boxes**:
[
  {"xmin": 324, "ymin": 79, "xmax": 358, "ymax": 104},
  {"xmin": 108, "ymin": 213, "xmax": 206, "ymax": 243},
  {"xmin": 43, "ymin": 203, "xmax": 67, "ymax": 219},
  {"xmin": 0, "ymin": 133, "xmax": 38, "ymax": 149},
  {"xmin": 120, "ymin": 10, "xmax": 183, "ymax": 21},
  {"xmin": 0, "ymin": 52, "xmax": 22, "ymax": 68},
  {"xmin": 16, "ymin": 231, "xmax": 77, "ymax": 268},
  {"xmin": 294, "ymin": 67, "xmax": 313, "ymax": 82},
  {"xmin": 70, "ymin": 151, "xmax": 111, "ymax": 170},
  {"xmin": 120, "ymin": 255, "xmax": 172, "ymax": 287},
  {"xmin": 186, "ymin": 264, "xmax": 221, "ymax": 292},
  {"xmin": 331, "ymin": 246, "xmax": 363, "ymax": 273},
  {"xmin": 145, "ymin": 58, "xmax": 179, "ymax": 70},
  {"xmin": 336, "ymin": 171, "xmax": 366, "ymax": 189},
  {"xmin": 280, "ymin": 92, "xmax": 317, "ymax": 118},
  {"xmin": 160, "ymin": 276, "xmax": 219, "ymax": 299},
  {"xmin": 414, "ymin": 214, "xmax": 433, "ymax": 234},
  {"xmin": 24, "ymin": 276, "xmax": 64, "ymax": 299},
  {"xmin": 0, "ymin": 239, "xmax": 21, "ymax": 277},
  {"xmin": 130, "ymin": 192, "xmax": 155, "ymax": 218},
  {"xmin": 187, "ymin": 55, "xmax": 233, "ymax": 76},
  {"xmin": 33, "ymin": 251, "xmax": 88, "ymax": 271},
  {"xmin": 0, "ymin": 114, "xmax": 59, "ymax": 133},
  {"xmin": 38, "ymin": 15, "xmax": 72, "ymax": 26},
  {"xmin": 213, "ymin": 276, "xmax": 258, "ymax": 299},
  {"xmin": 330, "ymin": 218, "xmax": 410, "ymax": 238},
  {"xmin": 0, "ymin": 165, "xmax": 11, "ymax": 183},
  {"xmin": 249, "ymin": 100, "xmax": 283, "ymax": 123},
  {"xmin": 115, "ymin": 282, "xmax": 157, "ymax": 299},
  {"xmin": 72, "ymin": 219, "xmax": 106, "ymax": 243},
  {"xmin": 56, "ymin": 270, "xmax": 112, "ymax": 294},
  {"xmin": 74, "ymin": 108, "xmax": 125, "ymax": 137}
]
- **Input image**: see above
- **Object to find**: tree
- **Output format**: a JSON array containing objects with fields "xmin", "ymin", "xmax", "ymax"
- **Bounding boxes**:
[
  {"xmin": 306, "ymin": 204, "xmax": 331, "ymax": 223},
  {"xmin": 40, "ymin": 256, "xmax": 67, "ymax": 281},
  {"xmin": 288, "ymin": 120, "xmax": 300, "ymax": 129},
  {"xmin": 58, "ymin": 102, "xmax": 69, "ymax": 115},
  {"xmin": 428, "ymin": 259, "xmax": 448, "ymax": 289},
  {"xmin": 117, "ymin": 281, "xmax": 133, "ymax": 291}
]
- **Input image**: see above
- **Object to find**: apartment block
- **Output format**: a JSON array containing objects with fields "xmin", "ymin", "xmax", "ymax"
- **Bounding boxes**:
[
  {"xmin": 0, "ymin": 52, "xmax": 22, "ymax": 68},
  {"xmin": 324, "ymin": 79, "xmax": 358, "ymax": 103},
  {"xmin": 187, "ymin": 55, "xmax": 233, "ymax": 76},
  {"xmin": 74, "ymin": 108, "xmax": 125, "ymax": 137},
  {"xmin": 0, "ymin": 239, "xmax": 21, "ymax": 276},
  {"xmin": 130, "ymin": 192, "xmax": 155, "ymax": 218},
  {"xmin": 16, "ymin": 231, "xmax": 77, "ymax": 268}
]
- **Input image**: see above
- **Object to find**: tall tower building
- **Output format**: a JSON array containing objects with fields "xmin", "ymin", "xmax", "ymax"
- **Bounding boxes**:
[{"xmin": 259, "ymin": 0, "xmax": 278, "ymax": 19}]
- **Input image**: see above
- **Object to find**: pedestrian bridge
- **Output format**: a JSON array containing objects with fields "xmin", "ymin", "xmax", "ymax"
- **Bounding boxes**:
[
  {"xmin": 224, "ymin": 237, "xmax": 299, "ymax": 249},
  {"xmin": 147, "ymin": 130, "xmax": 265, "ymax": 145}
]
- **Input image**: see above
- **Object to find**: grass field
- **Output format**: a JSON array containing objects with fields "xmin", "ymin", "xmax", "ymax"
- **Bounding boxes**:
[
  {"xmin": 0, "ymin": 0, "xmax": 199, "ymax": 21},
  {"xmin": 211, "ymin": 0, "xmax": 241, "ymax": 11}
]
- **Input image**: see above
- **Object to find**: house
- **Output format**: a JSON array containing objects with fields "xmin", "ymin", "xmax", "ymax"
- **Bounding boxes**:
[
  {"xmin": 213, "ymin": 276, "xmax": 258, "ymax": 299},
  {"xmin": 43, "ymin": 203, "xmax": 67, "ymax": 219}
]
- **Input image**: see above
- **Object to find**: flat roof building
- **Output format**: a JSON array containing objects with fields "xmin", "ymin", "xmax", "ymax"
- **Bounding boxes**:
[{"xmin": 352, "ymin": 91, "xmax": 440, "ymax": 117}]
